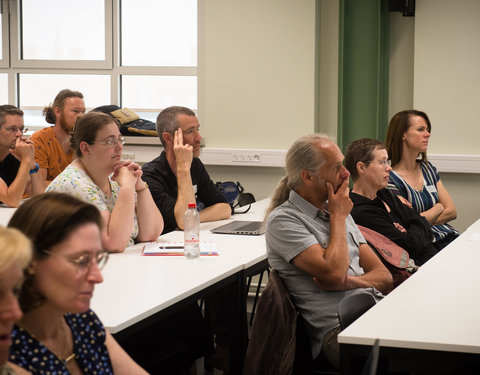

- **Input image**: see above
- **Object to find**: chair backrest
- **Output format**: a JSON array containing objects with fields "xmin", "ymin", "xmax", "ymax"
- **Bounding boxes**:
[
  {"xmin": 243, "ymin": 269, "xmax": 298, "ymax": 375},
  {"xmin": 337, "ymin": 293, "xmax": 376, "ymax": 330}
]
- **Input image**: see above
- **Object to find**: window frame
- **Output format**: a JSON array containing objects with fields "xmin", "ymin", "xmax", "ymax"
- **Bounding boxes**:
[
  {"xmin": 0, "ymin": 0, "xmax": 9, "ymax": 68},
  {"xmin": 9, "ymin": 0, "xmax": 113, "ymax": 69},
  {"xmin": 0, "ymin": 0, "xmax": 199, "ymax": 128}
]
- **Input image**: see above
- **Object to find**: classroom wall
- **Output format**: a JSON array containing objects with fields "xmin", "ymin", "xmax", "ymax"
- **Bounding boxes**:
[
  {"xmin": 200, "ymin": 0, "xmax": 316, "ymax": 149},
  {"xmin": 203, "ymin": 0, "xmax": 479, "ymax": 233}
]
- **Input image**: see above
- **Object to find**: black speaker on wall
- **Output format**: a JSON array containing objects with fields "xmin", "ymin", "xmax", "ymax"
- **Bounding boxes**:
[{"xmin": 389, "ymin": 0, "xmax": 415, "ymax": 17}]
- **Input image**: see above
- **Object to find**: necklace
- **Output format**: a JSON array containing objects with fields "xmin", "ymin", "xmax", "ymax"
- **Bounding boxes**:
[
  {"xmin": 18, "ymin": 319, "xmax": 77, "ymax": 366},
  {"xmin": 58, "ymin": 319, "xmax": 76, "ymax": 365}
]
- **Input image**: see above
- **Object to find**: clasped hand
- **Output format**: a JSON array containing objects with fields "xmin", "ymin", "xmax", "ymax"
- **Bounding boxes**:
[
  {"xmin": 112, "ymin": 160, "xmax": 143, "ymax": 189},
  {"xmin": 10, "ymin": 137, "xmax": 36, "ymax": 169}
]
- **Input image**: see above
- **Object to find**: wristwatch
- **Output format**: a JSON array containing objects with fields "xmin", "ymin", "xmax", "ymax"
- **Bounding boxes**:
[{"xmin": 29, "ymin": 162, "xmax": 39, "ymax": 174}]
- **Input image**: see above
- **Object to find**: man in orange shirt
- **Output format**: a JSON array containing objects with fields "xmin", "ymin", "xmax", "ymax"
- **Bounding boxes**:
[{"xmin": 30, "ymin": 89, "xmax": 85, "ymax": 184}]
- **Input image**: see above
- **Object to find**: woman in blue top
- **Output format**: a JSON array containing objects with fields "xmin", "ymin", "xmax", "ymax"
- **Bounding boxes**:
[
  {"xmin": 7, "ymin": 193, "xmax": 148, "ymax": 375},
  {"xmin": 385, "ymin": 110, "xmax": 459, "ymax": 250}
]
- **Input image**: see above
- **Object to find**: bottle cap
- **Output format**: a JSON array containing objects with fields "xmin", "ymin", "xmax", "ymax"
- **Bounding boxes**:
[{"xmin": 188, "ymin": 203, "xmax": 196, "ymax": 208}]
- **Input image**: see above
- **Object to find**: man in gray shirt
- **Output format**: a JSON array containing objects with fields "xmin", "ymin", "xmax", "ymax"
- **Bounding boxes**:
[{"xmin": 265, "ymin": 134, "xmax": 392, "ymax": 368}]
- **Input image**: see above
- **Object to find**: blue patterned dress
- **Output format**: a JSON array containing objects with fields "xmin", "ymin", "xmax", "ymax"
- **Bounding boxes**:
[
  {"xmin": 9, "ymin": 310, "xmax": 113, "ymax": 375},
  {"xmin": 387, "ymin": 160, "xmax": 459, "ymax": 244}
]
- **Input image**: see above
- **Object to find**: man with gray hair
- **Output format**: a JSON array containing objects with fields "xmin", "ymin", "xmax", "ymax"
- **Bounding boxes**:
[
  {"xmin": 265, "ymin": 134, "xmax": 392, "ymax": 368},
  {"xmin": 142, "ymin": 106, "xmax": 231, "ymax": 234},
  {"xmin": 0, "ymin": 105, "xmax": 45, "ymax": 207}
]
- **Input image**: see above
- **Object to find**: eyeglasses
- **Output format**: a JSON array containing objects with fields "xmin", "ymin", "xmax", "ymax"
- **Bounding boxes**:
[
  {"xmin": 1, "ymin": 126, "xmax": 29, "ymax": 134},
  {"xmin": 368, "ymin": 159, "xmax": 391, "ymax": 168},
  {"xmin": 92, "ymin": 136, "xmax": 125, "ymax": 147},
  {"xmin": 44, "ymin": 250, "xmax": 109, "ymax": 275}
]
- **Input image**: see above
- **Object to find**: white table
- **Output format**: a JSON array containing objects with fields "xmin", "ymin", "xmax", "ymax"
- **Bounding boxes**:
[
  {"xmin": 91, "ymin": 199, "xmax": 270, "ymax": 374},
  {"xmin": 0, "ymin": 206, "xmax": 16, "ymax": 226},
  {"xmin": 338, "ymin": 219, "xmax": 480, "ymax": 373}
]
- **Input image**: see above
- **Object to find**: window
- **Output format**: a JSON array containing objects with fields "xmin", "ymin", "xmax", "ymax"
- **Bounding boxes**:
[
  {"xmin": 21, "ymin": 0, "xmax": 105, "ymax": 61},
  {"xmin": 0, "ymin": 0, "xmax": 198, "ymax": 129},
  {"xmin": 0, "ymin": 74, "xmax": 7, "ymax": 103},
  {"xmin": 121, "ymin": 0, "xmax": 197, "ymax": 67}
]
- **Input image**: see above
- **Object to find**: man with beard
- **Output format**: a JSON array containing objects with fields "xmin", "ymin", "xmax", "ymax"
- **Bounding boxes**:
[
  {"xmin": 31, "ymin": 89, "xmax": 85, "ymax": 184},
  {"xmin": 265, "ymin": 134, "xmax": 392, "ymax": 369},
  {"xmin": 143, "ymin": 106, "xmax": 231, "ymax": 234},
  {"xmin": 0, "ymin": 105, "xmax": 45, "ymax": 207}
]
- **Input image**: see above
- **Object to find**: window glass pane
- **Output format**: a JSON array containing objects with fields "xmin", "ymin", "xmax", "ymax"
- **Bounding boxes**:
[
  {"xmin": 121, "ymin": 0, "xmax": 197, "ymax": 66},
  {"xmin": 122, "ymin": 75, "xmax": 197, "ymax": 111},
  {"xmin": 0, "ymin": 74, "xmax": 7, "ymax": 103},
  {"xmin": 21, "ymin": 0, "xmax": 105, "ymax": 60},
  {"xmin": 19, "ymin": 74, "xmax": 110, "ymax": 127}
]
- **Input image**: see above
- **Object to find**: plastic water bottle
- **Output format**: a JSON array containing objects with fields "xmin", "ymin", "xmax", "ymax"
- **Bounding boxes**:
[{"xmin": 184, "ymin": 203, "xmax": 200, "ymax": 259}]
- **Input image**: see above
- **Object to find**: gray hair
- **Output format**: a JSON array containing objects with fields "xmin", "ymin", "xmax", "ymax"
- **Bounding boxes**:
[
  {"xmin": 156, "ymin": 106, "xmax": 196, "ymax": 148},
  {"xmin": 265, "ymin": 134, "xmax": 332, "ymax": 219},
  {"xmin": 0, "ymin": 105, "xmax": 23, "ymax": 127}
]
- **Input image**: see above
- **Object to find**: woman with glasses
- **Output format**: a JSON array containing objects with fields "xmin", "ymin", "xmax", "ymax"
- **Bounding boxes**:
[
  {"xmin": 345, "ymin": 138, "xmax": 438, "ymax": 266},
  {"xmin": 0, "ymin": 227, "xmax": 31, "ymax": 375},
  {"xmin": 7, "ymin": 192, "xmax": 148, "ymax": 375},
  {"xmin": 46, "ymin": 111, "xmax": 163, "ymax": 252},
  {"xmin": 385, "ymin": 110, "xmax": 459, "ymax": 250}
]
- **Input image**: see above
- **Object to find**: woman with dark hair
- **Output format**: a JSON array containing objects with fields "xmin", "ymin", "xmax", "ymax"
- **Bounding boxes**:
[
  {"xmin": 385, "ymin": 110, "xmax": 459, "ymax": 250},
  {"xmin": 46, "ymin": 111, "xmax": 163, "ymax": 252},
  {"xmin": 7, "ymin": 193, "xmax": 148, "ymax": 375},
  {"xmin": 0, "ymin": 227, "xmax": 31, "ymax": 374},
  {"xmin": 345, "ymin": 138, "xmax": 438, "ymax": 266}
]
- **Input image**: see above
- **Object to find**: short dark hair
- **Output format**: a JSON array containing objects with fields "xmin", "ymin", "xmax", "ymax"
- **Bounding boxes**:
[
  {"xmin": 385, "ymin": 110, "xmax": 431, "ymax": 167},
  {"xmin": 345, "ymin": 138, "xmax": 385, "ymax": 181},
  {"xmin": 156, "ymin": 106, "xmax": 196, "ymax": 148},
  {"xmin": 0, "ymin": 104, "xmax": 23, "ymax": 127},
  {"xmin": 43, "ymin": 89, "xmax": 84, "ymax": 124},
  {"xmin": 71, "ymin": 111, "xmax": 120, "ymax": 158},
  {"xmin": 8, "ymin": 192, "xmax": 103, "ymax": 313}
]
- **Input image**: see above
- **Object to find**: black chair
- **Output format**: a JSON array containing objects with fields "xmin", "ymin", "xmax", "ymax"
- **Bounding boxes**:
[
  {"xmin": 246, "ymin": 267, "xmax": 270, "ymax": 326},
  {"xmin": 361, "ymin": 339, "xmax": 380, "ymax": 375},
  {"xmin": 337, "ymin": 293, "xmax": 376, "ymax": 330},
  {"xmin": 294, "ymin": 316, "xmax": 339, "ymax": 375}
]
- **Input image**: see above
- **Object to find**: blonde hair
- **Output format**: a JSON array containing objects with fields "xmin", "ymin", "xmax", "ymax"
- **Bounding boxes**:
[
  {"xmin": 265, "ymin": 134, "xmax": 332, "ymax": 219},
  {"xmin": 0, "ymin": 226, "xmax": 32, "ymax": 273}
]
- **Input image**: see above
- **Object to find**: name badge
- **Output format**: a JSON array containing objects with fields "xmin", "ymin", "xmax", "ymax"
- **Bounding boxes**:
[
  {"xmin": 193, "ymin": 184, "xmax": 198, "ymax": 194},
  {"xmin": 426, "ymin": 185, "xmax": 437, "ymax": 194}
]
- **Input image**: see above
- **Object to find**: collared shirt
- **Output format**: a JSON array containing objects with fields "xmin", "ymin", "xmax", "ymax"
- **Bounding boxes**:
[{"xmin": 266, "ymin": 189, "xmax": 383, "ymax": 358}]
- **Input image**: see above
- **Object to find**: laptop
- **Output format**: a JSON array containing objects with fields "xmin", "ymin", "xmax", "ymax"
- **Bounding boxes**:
[{"xmin": 211, "ymin": 220, "xmax": 265, "ymax": 235}]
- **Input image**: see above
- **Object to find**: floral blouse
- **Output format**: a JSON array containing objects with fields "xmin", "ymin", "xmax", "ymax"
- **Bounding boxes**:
[{"xmin": 46, "ymin": 164, "xmax": 139, "ymax": 245}]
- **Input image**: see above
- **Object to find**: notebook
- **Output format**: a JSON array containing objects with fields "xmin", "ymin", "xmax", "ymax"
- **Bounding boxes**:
[{"xmin": 210, "ymin": 220, "xmax": 265, "ymax": 235}]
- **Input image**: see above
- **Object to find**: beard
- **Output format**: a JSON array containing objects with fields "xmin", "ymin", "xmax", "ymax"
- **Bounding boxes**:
[{"xmin": 59, "ymin": 112, "xmax": 74, "ymax": 133}]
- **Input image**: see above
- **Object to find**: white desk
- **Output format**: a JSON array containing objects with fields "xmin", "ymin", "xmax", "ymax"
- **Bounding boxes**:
[
  {"xmin": 0, "ymin": 206, "xmax": 16, "ymax": 226},
  {"xmin": 91, "ymin": 199, "xmax": 269, "ymax": 333},
  {"xmin": 91, "ymin": 199, "xmax": 269, "ymax": 374},
  {"xmin": 338, "ymin": 219, "xmax": 480, "ymax": 373}
]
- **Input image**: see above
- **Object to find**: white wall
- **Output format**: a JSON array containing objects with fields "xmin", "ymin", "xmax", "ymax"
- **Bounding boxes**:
[
  {"xmin": 200, "ymin": 0, "xmax": 480, "ymax": 232},
  {"xmin": 200, "ymin": 0, "xmax": 316, "ymax": 150}
]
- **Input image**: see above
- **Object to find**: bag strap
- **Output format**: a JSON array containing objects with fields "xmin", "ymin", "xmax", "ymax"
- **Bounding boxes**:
[{"xmin": 357, "ymin": 225, "xmax": 410, "ymax": 269}]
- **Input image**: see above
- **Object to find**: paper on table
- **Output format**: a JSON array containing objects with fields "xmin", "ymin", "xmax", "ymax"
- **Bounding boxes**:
[{"xmin": 142, "ymin": 240, "xmax": 218, "ymax": 256}]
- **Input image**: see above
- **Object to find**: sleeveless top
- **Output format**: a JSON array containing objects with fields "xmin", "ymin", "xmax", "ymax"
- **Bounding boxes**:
[
  {"xmin": 9, "ymin": 310, "xmax": 113, "ymax": 375},
  {"xmin": 387, "ymin": 160, "xmax": 459, "ymax": 243}
]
